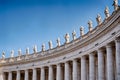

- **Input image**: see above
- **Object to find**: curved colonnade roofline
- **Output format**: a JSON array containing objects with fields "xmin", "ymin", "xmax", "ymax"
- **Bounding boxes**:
[{"xmin": 0, "ymin": 0, "xmax": 120, "ymax": 65}]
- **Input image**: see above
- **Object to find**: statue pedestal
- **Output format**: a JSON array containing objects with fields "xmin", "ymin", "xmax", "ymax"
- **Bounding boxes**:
[
  {"xmin": 9, "ymin": 58, "xmax": 14, "ymax": 62},
  {"xmin": 17, "ymin": 57, "xmax": 21, "ymax": 61},
  {"xmin": 0, "ymin": 59, "xmax": 6, "ymax": 63}
]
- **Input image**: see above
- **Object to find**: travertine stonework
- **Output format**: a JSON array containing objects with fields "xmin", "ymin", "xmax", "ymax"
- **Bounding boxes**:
[{"xmin": 0, "ymin": 0, "xmax": 120, "ymax": 80}]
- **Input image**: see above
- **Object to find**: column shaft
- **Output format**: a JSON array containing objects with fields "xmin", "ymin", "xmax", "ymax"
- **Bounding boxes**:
[
  {"xmin": 16, "ymin": 70, "xmax": 20, "ymax": 80},
  {"xmin": 106, "ymin": 44, "xmax": 114, "ymax": 80},
  {"xmin": 0, "ymin": 72, "xmax": 4, "ymax": 80},
  {"xmin": 8, "ymin": 72, "xmax": 12, "ymax": 80},
  {"xmin": 48, "ymin": 65, "xmax": 53, "ymax": 80},
  {"xmin": 115, "ymin": 38, "xmax": 120, "ymax": 79},
  {"xmin": 98, "ymin": 49, "xmax": 104, "ymax": 80},
  {"xmin": 56, "ymin": 64, "xmax": 61, "ymax": 80},
  {"xmin": 64, "ymin": 62, "xmax": 70, "ymax": 80},
  {"xmin": 73, "ymin": 59, "xmax": 78, "ymax": 80},
  {"xmin": 89, "ymin": 53, "xmax": 95, "ymax": 80},
  {"xmin": 25, "ymin": 70, "xmax": 28, "ymax": 80},
  {"xmin": 81, "ymin": 56, "xmax": 87, "ymax": 80},
  {"xmin": 32, "ymin": 68, "xmax": 37, "ymax": 80},
  {"xmin": 41, "ymin": 67, "xmax": 45, "ymax": 80}
]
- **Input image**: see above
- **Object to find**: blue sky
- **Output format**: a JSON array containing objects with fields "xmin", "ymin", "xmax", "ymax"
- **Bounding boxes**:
[{"xmin": 0, "ymin": 0, "xmax": 117, "ymax": 58}]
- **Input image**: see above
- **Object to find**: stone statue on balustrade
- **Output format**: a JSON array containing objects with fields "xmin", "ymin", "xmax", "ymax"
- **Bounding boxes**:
[
  {"xmin": 42, "ymin": 44, "xmax": 45, "ymax": 52},
  {"xmin": 25, "ymin": 48, "xmax": 29, "ymax": 59},
  {"xmin": 56, "ymin": 37, "xmax": 61, "ymax": 47},
  {"xmin": 26, "ymin": 48, "xmax": 29, "ymax": 55},
  {"xmin": 80, "ymin": 26, "xmax": 84, "ymax": 36},
  {"xmin": 88, "ymin": 20, "xmax": 93, "ymax": 31},
  {"xmin": 113, "ymin": 0, "xmax": 119, "ymax": 11},
  {"xmin": 65, "ymin": 33, "xmax": 70, "ymax": 43},
  {"xmin": 49, "ymin": 41, "xmax": 53, "ymax": 49},
  {"xmin": 72, "ymin": 30, "xmax": 76, "ymax": 40},
  {"xmin": 33, "ymin": 45, "xmax": 37, "ymax": 53},
  {"xmin": 2, "ymin": 51, "xmax": 5, "ymax": 60},
  {"xmin": 96, "ymin": 14, "xmax": 102, "ymax": 25},
  {"xmin": 18, "ymin": 49, "xmax": 22, "ymax": 57},
  {"xmin": 11, "ymin": 50, "xmax": 14, "ymax": 58},
  {"xmin": 17, "ymin": 49, "xmax": 22, "ymax": 61},
  {"xmin": 104, "ymin": 6, "xmax": 110, "ymax": 19}
]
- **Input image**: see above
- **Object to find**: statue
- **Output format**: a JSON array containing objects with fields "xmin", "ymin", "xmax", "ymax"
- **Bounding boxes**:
[
  {"xmin": 11, "ymin": 50, "xmax": 14, "ymax": 58},
  {"xmin": 80, "ymin": 26, "xmax": 84, "ymax": 36},
  {"xmin": 18, "ymin": 49, "xmax": 22, "ymax": 57},
  {"xmin": 2, "ymin": 51, "xmax": 5, "ymax": 59},
  {"xmin": 88, "ymin": 20, "xmax": 93, "ymax": 31},
  {"xmin": 42, "ymin": 44, "xmax": 45, "ymax": 51},
  {"xmin": 26, "ymin": 48, "xmax": 29, "ymax": 55},
  {"xmin": 72, "ymin": 30, "xmax": 76, "ymax": 40},
  {"xmin": 48, "ymin": 40, "xmax": 53, "ymax": 49},
  {"xmin": 33, "ymin": 45, "xmax": 37, "ymax": 53},
  {"xmin": 56, "ymin": 37, "xmax": 61, "ymax": 47},
  {"xmin": 65, "ymin": 33, "xmax": 70, "ymax": 43},
  {"xmin": 96, "ymin": 14, "xmax": 102, "ymax": 25},
  {"xmin": 104, "ymin": 6, "xmax": 110, "ymax": 19},
  {"xmin": 113, "ymin": 0, "xmax": 119, "ymax": 11}
]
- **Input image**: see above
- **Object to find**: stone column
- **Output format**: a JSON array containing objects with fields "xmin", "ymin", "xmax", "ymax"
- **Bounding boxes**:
[
  {"xmin": 89, "ymin": 53, "xmax": 95, "ymax": 80},
  {"xmin": 106, "ymin": 43, "xmax": 114, "ymax": 80},
  {"xmin": 56, "ymin": 64, "xmax": 61, "ymax": 80},
  {"xmin": 115, "ymin": 37, "xmax": 120, "ymax": 80},
  {"xmin": 81, "ymin": 56, "xmax": 87, "ymax": 80},
  {"xmin": 48, "ymin": 65, "xmax": 53, "ymax": 80},
  {"xmin": 73, "ymin": 59, "xmax": 78, "ymax": 80},
  {"xmin": 41, "ymin": 67, "xmax": 45, "ymax": 80},
  {"xmin": 16, "ymin": 70, "xmax": 20, "ymax": 80},
  {"xmin": 25, "ymin": 69, "xmax": 28, "ymax": 80},
  {"xmin": 0, "ymin": 72, "xmax": 5, "ymax": 80},
  {"xmin": 32, "ymin": 68, "xmax": 37, "ymax": 80},
  {"xmin": 64, "ymin": 61, "xmax": 70, "ymax": 80},
  {"xmin": 8, "ymin": 71, "xmax": 12, "ymax": 80},
  {"xmin": 98, "ymin": 49, "xmax": 104, "ymax": 80}
]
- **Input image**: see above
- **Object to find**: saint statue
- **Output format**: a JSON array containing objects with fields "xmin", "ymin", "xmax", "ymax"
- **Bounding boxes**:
[
  {"xmin": 65, "ymin": 33, "xmax": 70, "ymax": 43},
  {"xmin": 42, "ymin": 44, "xmax": 45, "ymax": 51},
  {"xmin": 113, "ymin": 0, "xmax": 119, "ymax": 11},
  {"xmin": 33, "ymin": 45, "xmax": 37, "ymax": 53},
  {"xmin": 2, "ymin": 51, "xmax": 5, "ymax": 59},
  {"xmin": 49, "ymin": 41, "xmax": 53, "ymax": 49},
  {"xmin": 56, "ymin": 37, "xmax": 61, "ymax": 47},
  {"xmin": 72, "ymin": 30, "xmax": 76, "ymax": 40},
  {"xmin": 26, "ymin": 48, "xmax": 29, "ymax": 55},
  {"xmin": 18, "ymin": 49, "xmax": 22, "ymax": 57},
  {"xmin": 11, "ymin": 50, "xmax": 14, "ymax": 58},
  {"xmin": 96, "ymin": 14, "xmax": 102, "ymax": 25},
  {"xmin": 88, "ymin": 20, "xmax": 93, "ymax": 31},
  {"xmin": 104, "ymin": 6, "xmax": 110, "ymax": 18},
  {"xmin": 80, "ymin": 26, "xmax": 84, "ymax": 36}
]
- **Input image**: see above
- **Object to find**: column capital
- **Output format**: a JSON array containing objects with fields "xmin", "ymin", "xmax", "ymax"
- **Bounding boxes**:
[
  {"xmin": 57, "ymin": 63, "xmax": 61, "ymax": 66},
  {"xmin": 17, "ymin": 70, "xmax": 20, "ymax": 72},
  {"xmin": 106, "ymin": 43, "xmax": 113, "ymax": 48},
  {"xmin": 24, "ymin": 69, "xmax": 29, "ymax": 72},
  {"xmin": 41, "ymin": 66, "xmax": 45, "ymax": 69},
  {"xmin": 9, "ymin": 71, "xmax": 12, "ymax": 73},
  {"xmin": 81, "ymin": 55, "xmax": 87, "ymax": 59},
  {"xmin": 89, "ymin": 52, "xmax": 95, "ymax": 56},
  {"xmin": 115, "ymin": 36, "xmax": 120, "ymax": 42},
  {"xmin": 64, "ymin": 61, "xmax": 69, "ymax": 64},
  {"xmin": 32, "ymin": 68, "xmax": 36, "ymax": 70},
  {"xmin": 97, "ymin": 48, "xmax": 104, "ymax": 53},
  {"xmin": 72, "ymin": 59, "xmax": 78, "ymax": 64}
]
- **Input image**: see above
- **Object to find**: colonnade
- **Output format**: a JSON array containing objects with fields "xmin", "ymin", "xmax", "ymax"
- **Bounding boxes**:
[{"xmin": 1, "ymin": 37, "xmax": 120, "ymax": 80}]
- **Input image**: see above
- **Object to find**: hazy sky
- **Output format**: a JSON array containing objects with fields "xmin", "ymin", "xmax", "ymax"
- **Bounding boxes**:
[{"xmin": 0, "ymin": 0, "xmax": 116, "ymax": 57}]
